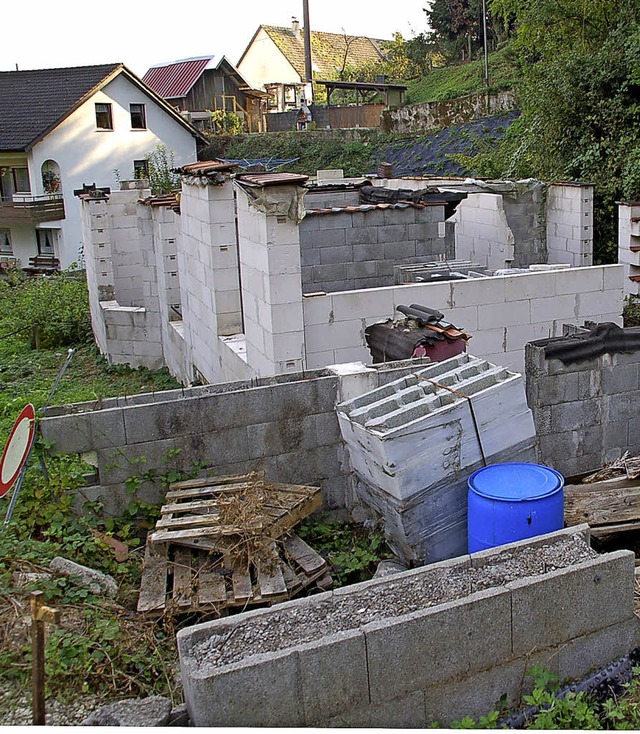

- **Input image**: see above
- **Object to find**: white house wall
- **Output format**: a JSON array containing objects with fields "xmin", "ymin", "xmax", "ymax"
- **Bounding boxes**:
[
  {"xmin": 237, "ymin": 28, "xmax": 302, "ymax": 90},
  {"xmin": 30, "ymin": 73, "xmax": 198, "ymax": 268}
]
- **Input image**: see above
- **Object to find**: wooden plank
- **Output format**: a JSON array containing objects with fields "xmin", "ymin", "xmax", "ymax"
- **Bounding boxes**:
[
  {"xmin": 231, "ymin": 562, "xmax": 253, "ymax": 602},
  {"xmin": 150, "ymin": 523, "xmax": 264, "ymax": 544},
  {"xmin": 590, "ymin": 520, "xmax": 640, "ymax": 540},
  {"xmin": 265, "ymin": 491, "xmax": 323, "ymax": 540},
  {"xmin": 165, "ymin": 481, "xmax": 259, "ymax": 501},
  {"xmin": 137, "ymin": 540, "xmax": 168, "ymax": 613},
  {"xmin": 168, "ymin": 472, "xmax": 265, "ymax": 492},
  {"xmin": 283, "ymin": 534, "xmax": 327, "ymax": 576},
  {"xmin": 564, "ymin": 480, "xmax": 640, "ymax": 526},
  {"xmin": 172, "ymin": 548, "xmax": 194, "ymax": 609},
  {"xmin": 256, "ymin": 545, "xmax": 288, "ymax": 599},
  {"xmin": 197, "ymin": 556, "xmax": 228, "ymax": 605}
]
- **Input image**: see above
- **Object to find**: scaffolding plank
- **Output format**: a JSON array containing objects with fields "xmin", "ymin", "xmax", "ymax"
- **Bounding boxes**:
[{"xmin": 137, "ymin": 540, "xmax": 168, "ymax": 614}]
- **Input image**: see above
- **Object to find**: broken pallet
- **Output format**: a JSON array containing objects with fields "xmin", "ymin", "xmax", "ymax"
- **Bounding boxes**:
[
  {"xmin": 137, "ymin": 533, "xmax": 329, "ymax": 616},
  {"xmin": 149, "ymin": 474, "xmax": 322, "ymax": 546}
]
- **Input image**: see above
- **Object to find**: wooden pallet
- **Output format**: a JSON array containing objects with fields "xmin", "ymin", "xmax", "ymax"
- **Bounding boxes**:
[
  {"xmin": 137, "ymin": 533, "xmax": 330, "ymax": 616},
  {"xmin": 148, "ymin": 474, "xmax": 322, "ymax": 547}
]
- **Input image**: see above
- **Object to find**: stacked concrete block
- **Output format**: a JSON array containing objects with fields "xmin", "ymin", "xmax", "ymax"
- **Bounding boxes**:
[
  {"xmin": 617, "ymin": 201, "xmax": 640, "ymax": 295},
  {"xmin": 177, "ymin": 525, "xmax": 640, "ymax": 727},
  {"xmin": 546, "ymin": 183, "xmax": 594, "ymax": 267},
  {"xmin": 78, "ymin": 188, "xmax": 165, "ymax": 370},
  {"xmin": 303, "ymin": 265, "xmax": 624, "ymax": 375},
  {"xmin": 299, "ymin": 203, "xmax": 447, "ymax": 293},
  {"xmin": 177, "ymin": 177, "xmax": 243, "ymax": 384},
  {"xmin": 337, "ymin": 353, "xmax": 537, "ymax": 563},
  {"xmin": 236, "ymin": 182, "xmax": 306, "ymax": 376},
  {"xmin": 450, "ymin": 193, "xmax": 516, "ymax": 270},
  {"xmin": 526, "ymin": 331, "xmax": 640, "ymax": 476}
]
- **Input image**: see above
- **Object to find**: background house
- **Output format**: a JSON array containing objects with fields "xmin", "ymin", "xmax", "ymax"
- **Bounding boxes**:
[
  {"xmin": 0, "ymin": 63, "xmax": 203, "ymax": 269},
  {"xmin": 142, "ymin": 56, "xmax": 268, "ymax": 134},
  {"xmin": 237, "ymin": 19, "xmax": 387, "ymax": 112}
]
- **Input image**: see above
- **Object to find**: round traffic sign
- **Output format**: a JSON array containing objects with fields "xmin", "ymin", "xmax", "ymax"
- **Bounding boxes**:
[{"xmin": 0, "ymin": 404, "xmax": 36, "ymax": 498}]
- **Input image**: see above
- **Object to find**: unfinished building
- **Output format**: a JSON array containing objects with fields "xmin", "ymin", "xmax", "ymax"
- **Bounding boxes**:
[{"xmin": 77, "ymin": 167, "xmax": 623, "ymax": 386}]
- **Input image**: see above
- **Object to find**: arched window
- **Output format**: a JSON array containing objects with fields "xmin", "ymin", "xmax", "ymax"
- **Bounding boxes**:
[{"xmin": 41, "ymin": 160, "xmax": 61, "ymax": 195}]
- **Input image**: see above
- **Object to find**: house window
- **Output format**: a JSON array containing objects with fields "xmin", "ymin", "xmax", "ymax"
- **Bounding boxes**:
[
  {"xmin": 36, "ymin": 229, "xmax": 56, "ymax": 255},
  {"xmin": 0, "ymin": 229, "xmax": 12, "ymax": 254},
  {"xmin": 95, "ymin": 103, "xmax": 113, "ymax": 130},
  {"xmin": 130, "ymin": 103, "xmax": 146, "ymax": 129},
  {"xmin": 133, "ymin": 159, "xmax": 149, "ymax": 179}
]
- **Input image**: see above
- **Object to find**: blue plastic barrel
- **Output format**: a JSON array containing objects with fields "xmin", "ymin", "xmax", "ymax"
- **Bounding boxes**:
[{"xmin": 467, "ymin": 462, "xmax": 564, "ymax": 553}]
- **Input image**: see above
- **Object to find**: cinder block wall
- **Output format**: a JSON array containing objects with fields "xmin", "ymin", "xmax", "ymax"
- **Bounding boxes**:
[
  {"xmin": 303, "ymin": 265, "xmax": 624, "ymax": 373},
  {"xmin": 299, "ymin": 203, "xmax": 449, "ymax": 293},
  {"xmin": 177, "ymin": 525, "xmax": 640, "ymax": 727},
  {"xmin": 39, "ymin": 359, "xmax": 431, "ymax": 517},
  {"xmin": 450, "ymin": 193, "xmax": 515, "ymax": 269},
  {"xmin": 618, "ymin": 201, "xmax": 640, "ymax": 295},
  {"xmin": 79, "ymin": 189, "xmax": 165, "ymax": 370},
  {"xmin": 235, "ymin": 182, "xmax": 306, "ymax": 376},
  {"xmin": 526, "ymin": 331, "xmax": 640, "ymax": 476},
  {"xmin": 546, "ymin": 183, "xmax": 593, "ymax": 267}
]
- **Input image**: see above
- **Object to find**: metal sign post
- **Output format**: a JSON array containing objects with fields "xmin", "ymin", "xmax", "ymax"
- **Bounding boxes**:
[{"xmin": 2, "ymin": 348, "xmax": 75, "ymax": 525}]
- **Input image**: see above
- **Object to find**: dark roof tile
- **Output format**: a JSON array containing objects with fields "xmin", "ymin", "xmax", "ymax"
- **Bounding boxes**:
[{"xmin": 0, "ymin": 63, "xmax": 121, "ymax": 151}]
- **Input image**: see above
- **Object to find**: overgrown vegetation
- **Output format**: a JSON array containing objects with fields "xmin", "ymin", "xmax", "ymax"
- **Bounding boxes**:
[
  {"xmin": 205, "ymin": 129, "xmax": 385, "ymax": 178},
  {"xmin": 0, "ymin": 269, "xmax": 390, "ymax": 716},
  {"xmin": 450, "ymin": 663, "xmax": 640, "ymax": 729}
]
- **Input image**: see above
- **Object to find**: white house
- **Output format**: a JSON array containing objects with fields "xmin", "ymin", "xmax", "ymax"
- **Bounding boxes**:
[{"xmin": 0, "ymin": 63, "xmax": 204, "ymax": 269}]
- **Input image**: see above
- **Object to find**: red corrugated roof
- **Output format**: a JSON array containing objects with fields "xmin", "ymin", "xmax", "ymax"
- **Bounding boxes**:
[{"xmin": 142, "ymin": 57, "xmax": 212, "ymax": 99}]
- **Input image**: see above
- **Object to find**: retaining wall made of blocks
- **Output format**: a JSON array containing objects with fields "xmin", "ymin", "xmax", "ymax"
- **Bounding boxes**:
[
  {"xmin": 177, "ymin": 525, "xmax": 640, "ymax": 727},
  {"xmin": 39, "ymin": 359, "xmax": 433, "ymax": 517}
]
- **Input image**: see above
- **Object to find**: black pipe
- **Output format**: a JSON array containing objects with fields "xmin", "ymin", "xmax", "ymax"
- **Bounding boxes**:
[{"xmin": 498, "ymin": 648, "xmax": 640, "ymax": 729}]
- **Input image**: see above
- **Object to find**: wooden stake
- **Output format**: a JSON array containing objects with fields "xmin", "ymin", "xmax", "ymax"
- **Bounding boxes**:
[{"xmin": 30, "ymin": 591, "xmax": 59, "ymax": 725}]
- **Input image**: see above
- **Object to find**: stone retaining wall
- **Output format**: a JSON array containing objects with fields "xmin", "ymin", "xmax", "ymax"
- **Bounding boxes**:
[{"xmin": 177, "ymin": 525, "xmax": 640, "ymax": 726}]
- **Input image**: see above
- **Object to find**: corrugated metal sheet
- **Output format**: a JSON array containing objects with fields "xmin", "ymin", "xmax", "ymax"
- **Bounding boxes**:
[
  {"xmin": 236, "ymin": 172, "xmax": 309, "ymax": 187},
  {"xmin": 142, "ymin": 57, "xmax": 212, "ymax": 99}
]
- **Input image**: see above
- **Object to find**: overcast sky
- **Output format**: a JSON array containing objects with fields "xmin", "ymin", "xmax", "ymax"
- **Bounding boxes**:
[{"xmin": 1, "ymin": 1, "xmax": 429, "ymax": 77}]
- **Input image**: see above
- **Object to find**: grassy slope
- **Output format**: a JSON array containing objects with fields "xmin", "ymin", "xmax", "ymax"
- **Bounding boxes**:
[{"xmin": 405, "ymin": 44, "xmax": 521, "ymax": 104}]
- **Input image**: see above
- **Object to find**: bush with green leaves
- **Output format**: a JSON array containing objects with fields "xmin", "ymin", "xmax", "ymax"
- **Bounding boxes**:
[{"xmin": 0, "ymin": 269, "xmax": 91, "ymax": 348}]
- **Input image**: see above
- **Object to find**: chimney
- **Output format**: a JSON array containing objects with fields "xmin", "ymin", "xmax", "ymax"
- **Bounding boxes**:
[{"xmin": 292, "ymin": 17, "xmax": 300, "ymax": 38}]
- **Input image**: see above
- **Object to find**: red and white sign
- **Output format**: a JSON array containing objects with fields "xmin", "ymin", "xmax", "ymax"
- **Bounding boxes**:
[{"xmin": 0, "ymin": 404, "xmax": 36, "ymax": 498}]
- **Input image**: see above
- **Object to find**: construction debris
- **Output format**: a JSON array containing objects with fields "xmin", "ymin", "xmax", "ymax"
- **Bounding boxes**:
[
  {"xmin": 565, "ymin": 454, "xmax": 640, "ymax": 540},
  {"xmin": 337, "ymin": 353, "xmax": 537, "ymax": 565},
  {"xmin": 137, "ymin": 472, "xmax": 327, "ymax": 616}
]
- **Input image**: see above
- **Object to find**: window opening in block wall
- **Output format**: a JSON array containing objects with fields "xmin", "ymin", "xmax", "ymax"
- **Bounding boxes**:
[{"xmin": 133, "ymin": 159, "xmax": 149, "ymax": 179}]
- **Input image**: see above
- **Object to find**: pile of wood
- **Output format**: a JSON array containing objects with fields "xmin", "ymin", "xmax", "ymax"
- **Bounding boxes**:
[
  {"xmin": 565, "ymin": 453, "xmax": 640, "ymax": 542},
  {"xmin": 137, "ymin": 472, "xmax": 329, "ymax": 617}
]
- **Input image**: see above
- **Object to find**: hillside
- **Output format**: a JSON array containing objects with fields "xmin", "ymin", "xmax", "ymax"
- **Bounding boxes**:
[{"xmin": 405, "ymin": 44, "xmax": 521, "ymax": 105}]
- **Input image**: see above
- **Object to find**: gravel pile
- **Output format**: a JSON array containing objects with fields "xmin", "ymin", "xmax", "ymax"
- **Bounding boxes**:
[
  {"xmin": 0, "ymin": 691, "xmax": 103, "ymax": 726},
  {"xmin": 191, "ymin": 532, "xmax": 597, "ymax": 670}
]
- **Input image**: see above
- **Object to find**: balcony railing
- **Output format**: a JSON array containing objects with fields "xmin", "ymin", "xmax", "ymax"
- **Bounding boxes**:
[{"xmin": 0, "ymin": 194, "xmax": 65, "ymax": 224}]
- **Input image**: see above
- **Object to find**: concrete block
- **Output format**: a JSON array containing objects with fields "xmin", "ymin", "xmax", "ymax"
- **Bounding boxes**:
[
  {"xmin": 321, "ymin": 690, "xmax": 426, "ymax": 728},
  {"xmin": 364, "ymin": 586, "xmax": 512, "ymax": 702},
  {"xmin": 452, "ymin": 277, "xmax": 506, "ymax": 309},
  {"xmin": 555, "ymin": 267, "xmax": 603, "ymax": 295},
  {"xmin": 180, "ymin": 645, "xmax": 304, "ymax": 727},
  {"xmin": 319, "ymin": 245, "xmax": 353, "ymax": 265},
  {"xmin": 353, "ymin": 242, "xmax": 383, "ymax": 261},
  {"xmin": 346, "ymin": 260, "xmax": 378, "ymax": 279},
  {"xmin": 300, "ymin": 630, "xmax": 369, "ymax": 724},
  {"xmin": 312, "ymin": 263, "xmax": 347, "ymax": 283},
  {"xmin": 302, "ymin": 294, "xmax": 333, "ymax": 326},
  {"xmin": 601, "ymin": 362, "xmax": 639, "ymax": 394},
  {"xmin": 309, "ymin": 228, "xmax": 346, "ymax": 248},
  {"xmin": 345, "ymin": 226, "xmax": 378, "ymax": 246},
  {"xmin": 478, "ymin": 299, "xmax": 531, "ymax": 330},
  {"xmin": 551, "ymin": 398, "xmax": 602, "ymax": 431},
  {"xmin": 331, "ymin": 288, "xmax": 394, "ymax": 322},
  {"xmin": 605, "ymin": 392, "xmax": 639, "ymax": 423},
  {"xmin": 555, "ymin": 617, "xmax": 640, "ymax": 681},
  {"xmin": 509, "ymin": 550, "xmax": 636, "ymax": 654},
  {"xmin": 384, "ymin": 240, "xmax": 416, "ymax": 260}
]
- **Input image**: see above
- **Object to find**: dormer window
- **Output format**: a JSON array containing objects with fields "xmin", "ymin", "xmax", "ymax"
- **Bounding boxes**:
[
  {"xmin": 95, "ymin": 103, "xmax": 113, "ymax": 130},
  {"xmin": 130, "ymin": 103, "xmax": 147, "ymax": 129}
]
